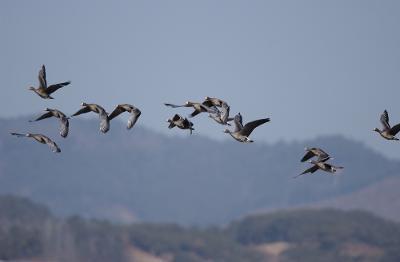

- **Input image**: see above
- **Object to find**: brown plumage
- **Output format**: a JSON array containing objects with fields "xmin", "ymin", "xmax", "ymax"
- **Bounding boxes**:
[{"xmin": 28, "ymin": 65, "xmax": 70, "ymax": 99}]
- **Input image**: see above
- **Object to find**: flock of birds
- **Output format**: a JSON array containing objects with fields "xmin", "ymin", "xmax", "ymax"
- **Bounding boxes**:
[{"xmin": 10, "ymin": 65, "xmax": 400, "ymax": 178}]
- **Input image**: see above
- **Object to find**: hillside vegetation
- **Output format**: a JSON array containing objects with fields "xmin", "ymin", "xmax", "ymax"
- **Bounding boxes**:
[{"xmin": 1, "ymin": 195, "xmax": 400, "ymax": 262}]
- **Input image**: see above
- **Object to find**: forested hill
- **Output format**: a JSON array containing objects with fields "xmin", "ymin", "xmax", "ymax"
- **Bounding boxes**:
[{"xmin": 0, "ymin": 116, "xmax": 399, "ymax": 225}]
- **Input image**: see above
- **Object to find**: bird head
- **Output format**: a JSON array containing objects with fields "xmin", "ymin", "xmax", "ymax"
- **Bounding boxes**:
[
  {"xmin": 223, "ymin": 129, "xmax": 230, "ymax": 134},
  {"xmin": 81, "ymin": 102, "xmax": 87, "ymax": 106},
  {"xmin": 373, "ymin": 128, "xmax": 380, "ymax": 133},
  {"xmin": 28, "ymin": 86, "xmax": 35, "ymax": 91}
]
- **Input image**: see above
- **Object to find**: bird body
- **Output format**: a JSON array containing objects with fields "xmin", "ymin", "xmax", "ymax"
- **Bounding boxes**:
[
  {"xmin": 10, "ymin": 133, "xmax": 61, "ymax": 153},
  {"xmin": 301, "ymin": 147, "xmax": 330, "ymax": 162},
  {"xmin": 30, "ymin": 108, "xmax": 69, "ymax": 138},
  {"xmin": 295, "ymin": 158, "xmax": 343, "ymax": 178},
  {"xmin": 374, "ymin": 110, "xmax": 400, "ymax": 140},
  {"xmin": 28, "ymin": 65, "xmax": 70, "ymax": 99},
  {"xmin": 209, "ymin": 104, "xmax": 233, "ymax": 126},
  {"xmin": 71, "ymin": 103, "xmax": 110, "ymax": 133},
  {"xmin": 108, "ymin": 104, "xmax": 141, "ymax": 129}
]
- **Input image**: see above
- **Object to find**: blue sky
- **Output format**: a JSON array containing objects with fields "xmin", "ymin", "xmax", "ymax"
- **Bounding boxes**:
[{"xmin": 1, "ymin": 0, "xmax": 400, "ymax": 158}]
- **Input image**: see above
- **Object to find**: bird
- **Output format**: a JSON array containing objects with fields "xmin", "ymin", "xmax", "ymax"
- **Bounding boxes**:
[
  {"xmin": 10, "ymin": 132, "xmax": 61, "ymax": 153},
  {"xmin": 301, "ymin": 147, "xmax": 331, "ymax": 162},
  {"xmin": 167, "ymin": 114, "xmax": 194, "ymax": 134},
  {"xmin": 29, "ymin": 108, "xmax": 70, "ymax": 138},
  {"xmin": 108, "ymin": 104, "xmax": 141, "ymax": 129},
  {"xmin": 164, "ymin": 101, "xmax": 218, "ymax": 118},
  {"xmin": 28, "ymin": 65, "xmax": 70, "ymax": 99},
  {"xmin": 202, "ymin": 97, "xmax": 229, "ymax": 108},
  {"xmin": 224, "ymin": 113, "xmax": 270, "ymax": 143},
  {"xmin": 374, "ymin": 110, "xmax": 400, "ymax": 140},
  {"xmin": 71, "ymin": 103, "xmax": 110, "ymax": 133},
  {"xmin": 294, "ymin": 159, "xmax": 343, "ymax": 178},
  {"xmin": 208, "ymin": 104, "xmax": 234, "ymax": 126}
]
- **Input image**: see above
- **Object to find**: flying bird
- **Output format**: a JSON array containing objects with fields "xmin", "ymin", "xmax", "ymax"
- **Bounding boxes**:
[
  {"xmin": 164, "ymin": 101, "xmax": 218, "ymax": 118},
  {"xmin": 10, "ymin": 133, "xmax": 61, "ymax": 153},
  {"xmin": 208, "ymin": 104, "xmax": 233, "ymax": 126},
  {"xmin": 301, "ymin": 147, "xmax": 331, "ymax": 162},
  {"xmin": 202, "ymin": 96, "xmax": 229, "ymax": 108},
  {"xmin": 28, "ymin": 65, "xmax": 70, "ymax": 99},
  {"xmin": 108, "ymin": 104, "xmax": 141, "ymax": 129},
  {"xmin": 167, "ymin": 114, "xmax": 194, "ymax": 134},
  {"xmin": 294, "ymin": 159, "xmax": 343, "ymax": 178},
  {"xmin": 374, "ymin": 110, "xmax": 400, "ymax": 140},
  {"xmin": 30, "ymin": 108, "xmax": 69, "ymax": 138},
  {"xmin": 224, "ymin": 113, "xmax": 270, "ymax": 143},
  {"xmin": 71, "ymin": 103, "xmax": 110, "ymax": 133}
]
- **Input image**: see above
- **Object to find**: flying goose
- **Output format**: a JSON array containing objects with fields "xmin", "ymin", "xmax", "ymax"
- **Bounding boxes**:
[
  {"xmin": 28, "ymin": 65, "xmax": 70, "ymax": 99},
  {"xmin": 294, "ymin": 159, "xmax": 343, "ymax": 178},
  {"xmin": 71, "ymin": 103, "xmax": 110, "ymax": 133},
  {"xmin": 301, "ymin": 147, "xmax": 330, "ymax": 162},
  {"xmin": 164, "ymin": 101, "xmax": 218, "ymax": 118},
  {"xmin": 224, "ymin": 113, "xmax": 270, "ymax": 143},
  {"xmin": 374, "ymin": 110, "xmax": 400, "ymax": 140},
  {"xmin": 30, "ymin": 108, "xmax": 69, "ymax": 138},
  {"xmin": 209, "ymin": 104, "xmax": 234, "ymax": 126},
  {"xmin": 108, "ymin": 104, "xmax": 141, "ymax": 129},
  {"xmin": 10, "ymin": 133, "xmax": 61, "ymax": 153},
  {"xmin": 202, "ymin": 97, "xmax": 229, "ymax": 108},
  {"xmin": 167, "ymin": 114, "xmax": 194, "ymax": 134}
]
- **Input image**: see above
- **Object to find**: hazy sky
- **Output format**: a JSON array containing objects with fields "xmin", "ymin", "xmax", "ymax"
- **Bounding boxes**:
[{"xmin": 1, "ymin": 0, "xmax": 400, "ymax": 158}]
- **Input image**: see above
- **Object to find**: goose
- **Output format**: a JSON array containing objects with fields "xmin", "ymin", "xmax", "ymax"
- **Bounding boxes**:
[
  {"xmin": 224, "ymin": 113, "xmax": 270, "ymax": 143},
  {"xmin": 29, "ymin": 108, "xmax": 69, "ymax": 138},
  {"xmin": 71, "ymin": 103, "xmax": 110, "ymax": 133},
  {"xmin": 374, "ymin": 110, "xmax": 400, "ymax": 140},
  {"xmin": 10, "ymin": 132, "xmax": 61, "ymax": 153},
  {"xmin": 167, "ymin": 114, "xmax": 194, "ymax": 134},
  {"xmin": 108, "ymin": 104, "xmax": 141, "ymax": 129},
  {"xmin": 209, "ymin": 104, "xmax": 234, "ymax": 126},
  {"xmin": 301, "ymin": 147, "xmax": 330, "ymax": 162},
  {"xmin": 164, "ymin": 101, "xmax": 218, "ymax": 118},
  {"xmin": 202, "ymin": 97, "xmax": 229, "ymax": 108},
  {"xmin": 294, "ymin": 159, "xmax": 343, "ymax": 178},
  {"xmin": 28, "ymin": 65, "xmax": 70, "ymax": 99}
]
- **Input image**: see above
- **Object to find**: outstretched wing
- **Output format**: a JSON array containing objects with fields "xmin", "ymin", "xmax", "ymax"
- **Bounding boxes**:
[
  {"xmin": 60, "ymin": 117, "xmax": 69, "ymax": 138},
  {"xmin": 389, "ymin": 123, "xmax": 400, "ymax": 136},
  {"xmin": 164, "ymin": 103, "xmax": 188, "ymax": 108},
  {"xmin": 240, "ymin": 118, "xmax": 270, "ymax": 137},
  {"xmin": 10, "ymin": 132, "xmax": 27, "ymax": 137},
  {"xmin": 99, "ymin": 111, "xmax": 110, "ymax": 133},
  {"xmin": 30, "ymin": 112, "xmax": 53, "ymax": 122},
  {"xmin": 108, "ymin": 105, "xmax": 125, "ymax": 120},
  {"xmin": 293, "ymin": 165, "xmax": 319, "ymax": 178},
  {"xmin": 71, "ymin": 106, "xmax": 91, "ymax": 117},
  {"xmin": 380, "ymin": 110, "xmax": 391, "ymax": 130},
  {"xmin": 38, "ymin": 65, "xmax": 47, "ymax": 89},
  {"xmin": 233, "ymin": 113, "xmax": 243, "ymax": 132},
  {"xmin": 189, "ymin": 110, "xmax": 201, "ymax": 118},
  {"xmin": 43, "ymin": 137, "xmax": 61, "ymax": 153},
  {"xmin": 127, "ymin": 109, "xmax": 141, "ymax": 129},
  {"xmin": 301, "ymin": 150, "xmax": 316, "ymax": 162},
  {"xmin": 220, "ymin": 105, "xmax": 230, "ymax": 124},
  {"xmin": 46, "ymin": 81, "xmax": 71, "ymax": 94}
]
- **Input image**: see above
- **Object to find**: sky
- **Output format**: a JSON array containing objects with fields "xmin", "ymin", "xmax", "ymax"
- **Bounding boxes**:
[{"xmin": 1, "ymin": 0, "xmax": 400, "ymax": 158}]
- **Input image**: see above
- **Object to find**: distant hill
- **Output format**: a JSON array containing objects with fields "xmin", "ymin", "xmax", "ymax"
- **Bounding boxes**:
[
  {"xmin": 1, "ymin": 195, "xmax": 400, "ymax": 262},
  {"xmin": 307, "ymin": 176, "xmax": 400, "ymax": 222},
  {"xmin": 0, "ymin": 116, "xmax": 399, "ymax": 225}
]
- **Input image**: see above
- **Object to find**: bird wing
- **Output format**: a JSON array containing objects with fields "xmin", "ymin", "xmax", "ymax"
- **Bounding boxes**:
[
  {"xmin": 43, "ymin": 136, "xmax": 61, "ymax": 153},
  {"xmin": 189, "ymin": 110, "xmax": 201, "ymax": 118},
  {"xmin": 380, "ymin": 110, "xmax": 391, "ymax": 130},
  {"xmin": 10, "ymin": 132, "xmax": 27, "ymax": 137},
  {"xmin": 71, "ymin": 106, "xmax": 91, "ymax": 117},
  {"xmin": 293, "ymin": 165, "xmax": 319, "ymax": 178},
  {"xmin": 46, "ymin": 81, "xmax": 71, "ymax": 94},
  {"xmin": 233, "ymin": 113, "xmax": 243, "ymax": 132},
  {"xmin": 220, "ymin": 105, "xmax": 230, "ymax": 124},
  {"xmin": 30, "ymin": 112, "xmax": 53, "ymax": 122},
  {"xmin": 99, "ymin": 111, "xmax": 110, "ymax": 133},
  {"xmin": 389, "ymin": 123, "xmax": 400, "ymax": 136},
  {"xmin": 60, "ymin": 117, "xmax": 69, "ymax": 138},
  {"xmin": 240, "ymin": 118, "xmax": 270, "ymax": 137},
  {"xmin": 127, "ymin": 109, "xmax": 141, "ymax": 129},
  {"xmin": 164, "ymin": 103, "xmax": 188, "ymax": 108},
  {"xmin": 301, "ymin": 150, "xmax": 316, "ymax": 162},
  {"xmin": 38, "ymin": 65, "xmax": 47, "ymax": 89},
  {"xmin": 108, "ymin": 105, "xmax": 125, "ymax": 120}
]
